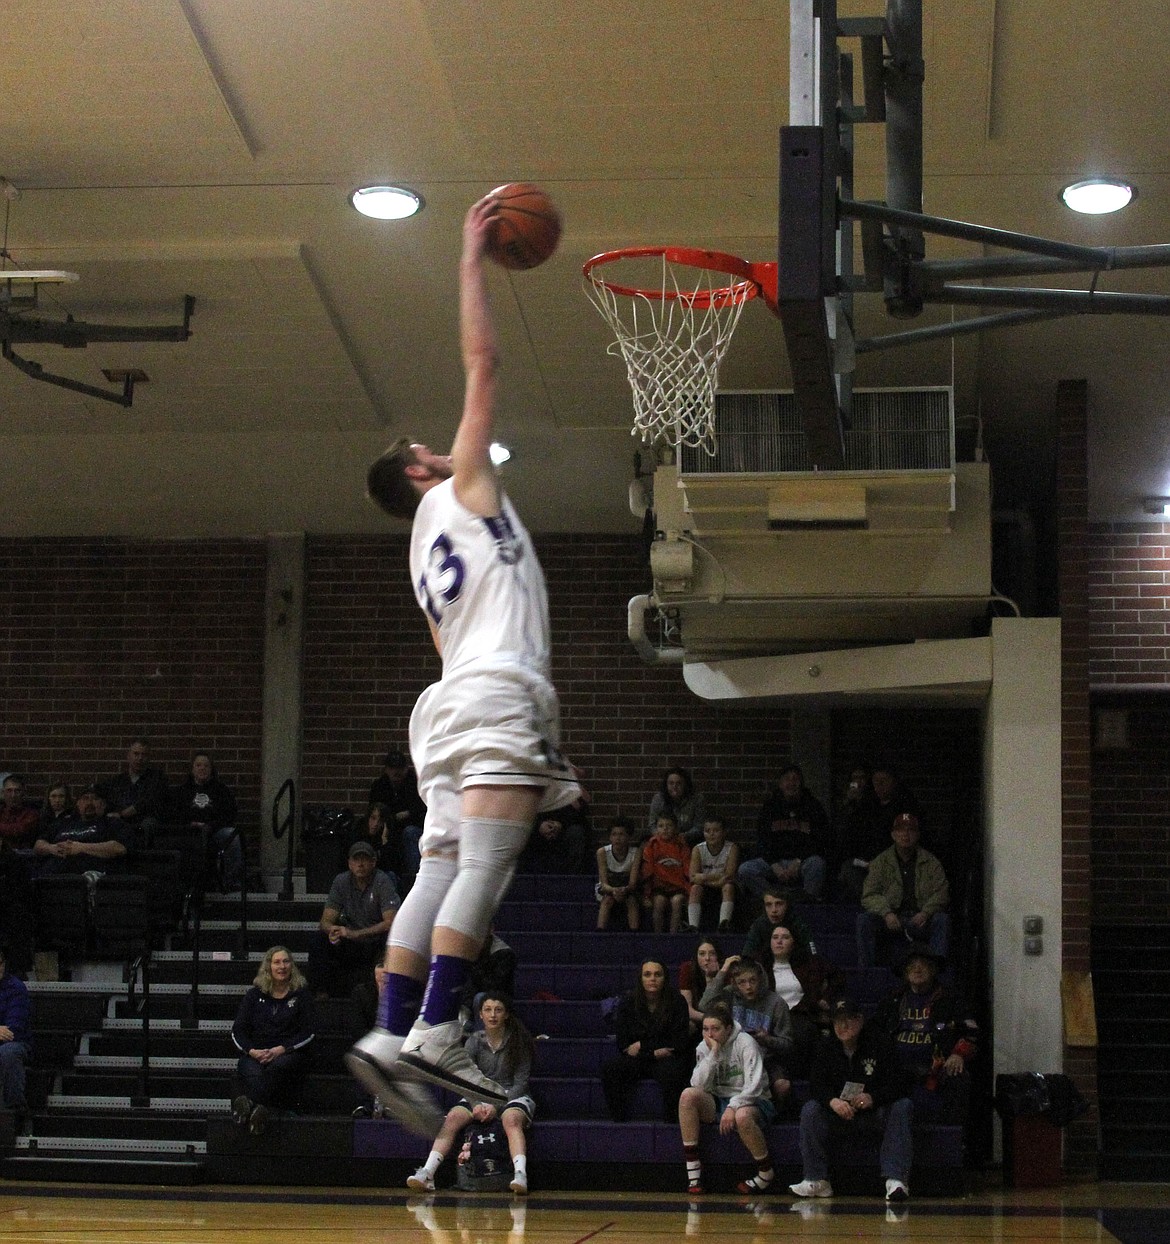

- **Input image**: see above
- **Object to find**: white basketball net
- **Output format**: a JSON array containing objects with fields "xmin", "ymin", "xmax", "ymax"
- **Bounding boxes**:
[{"xmin": 584, "ymin": 254, "xmax": 755, "ymax": 456}]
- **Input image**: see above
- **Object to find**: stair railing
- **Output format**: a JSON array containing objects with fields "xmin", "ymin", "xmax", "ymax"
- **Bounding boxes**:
[
  {"xmin": 127, "ymin": 950, "xmax": 152, "ymax": 1108},
  {"xmin": 181, "ymin": 893, "xmax": 204, "ymax": 1030},
  {"xmin": 272, "ymin": 777, "xmax": 297, "ymax": 902}
]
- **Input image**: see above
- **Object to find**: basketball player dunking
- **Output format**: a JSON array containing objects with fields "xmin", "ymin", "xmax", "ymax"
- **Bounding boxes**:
[{"xmin": 347, "ymin": 192, "xmax": 581, "ymax": 1133}]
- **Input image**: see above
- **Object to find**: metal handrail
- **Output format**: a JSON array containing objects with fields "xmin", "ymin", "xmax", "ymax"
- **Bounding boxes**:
[
  {"xmin": 272, "ymin": 778, "xmax": 297, "ymax": 902},
  {"xmin": 127, "ymin": 951, "xmax": 152, "ymax": 1108}
]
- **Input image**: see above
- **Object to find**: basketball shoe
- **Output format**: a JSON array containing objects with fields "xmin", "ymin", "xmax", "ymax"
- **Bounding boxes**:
[{"xmin": 399, "ymin": 1019, "xmax": 508, "ymax": 1103}]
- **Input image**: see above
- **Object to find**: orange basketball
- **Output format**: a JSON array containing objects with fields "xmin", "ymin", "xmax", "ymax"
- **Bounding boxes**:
[{"xmin": 485, "ymin": 183, "xmax": 562, "ymax": 270}]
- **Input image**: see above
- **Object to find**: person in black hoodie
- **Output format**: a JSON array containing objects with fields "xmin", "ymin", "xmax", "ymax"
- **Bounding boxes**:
[
  {"xmin": 172, "ymin": 752, "xmax": 242, "ymax": 891},
  {"xmin": 790, "ymin": 997, "xmax": 914, "ymax": 1203},
  {"xmin": 601, "ymin": 960, "xmax": 692, "ymax": 1123},
  {"xmin": 738, "ymin": 764, "xmax": 831, "ymax": 902}
]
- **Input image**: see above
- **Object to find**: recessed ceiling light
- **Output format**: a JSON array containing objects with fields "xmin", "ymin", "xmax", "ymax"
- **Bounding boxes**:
[
  {"xmin": 350, "ymin": 185, "xmax": 424, "ymax": 220},
  {"xmin": 489, "ymin": 442, "xmax": 512, "ymax": 466},
  {"xmin": 1060, "ymin": 178, "xmax": 1135, "ymax": 215}
]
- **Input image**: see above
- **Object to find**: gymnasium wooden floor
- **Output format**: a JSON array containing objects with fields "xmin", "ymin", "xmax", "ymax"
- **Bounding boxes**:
[{"xmin": 1, "ymin": 1182, "xmax": 1169, "ymax": 1244}]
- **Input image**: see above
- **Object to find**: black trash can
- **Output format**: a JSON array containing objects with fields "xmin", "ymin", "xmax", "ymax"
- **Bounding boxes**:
[
  {"xmin": 302, "ymin": 806, "xmax": 354, "ymax": 894},
  {"xmin": 994, "ymin": 1072, "xmax": 1088, "ymax": 1188}
]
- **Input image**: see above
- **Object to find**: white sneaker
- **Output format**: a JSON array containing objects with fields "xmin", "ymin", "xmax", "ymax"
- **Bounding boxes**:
[
  {"xmin": 789, "ymin": 1178, "xmax": 834, "ymax": 1198},
  {"xmin": 344, "ymin": 1028, "xmax": 445, "ymax": 1138},
  {"xmin": 407, "ymin": 1167, "xmax": 436, "ymax": 1192},
  {"xmin": 509, "ymin": 1170, "xmax": 528, "ymax": 1195},
  {"xmin": 400, "ymin": 1020, "xmax": 508, "ymax": 1103},
  {"xmin": 885, "ymin": 1178, "xmax": 909, "ymax": 1203}
]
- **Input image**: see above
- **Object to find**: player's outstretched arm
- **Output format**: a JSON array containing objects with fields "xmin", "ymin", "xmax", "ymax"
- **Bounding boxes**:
[{"xmin": 452, "ymin": 194, "xmax": 502, "ymax": 517}]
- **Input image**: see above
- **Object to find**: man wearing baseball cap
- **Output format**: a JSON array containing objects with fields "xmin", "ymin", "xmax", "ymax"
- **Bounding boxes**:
[
  {"xmin": 791, "ymin": 996, "xmax": 914, "ymax": 1202},
  {"xmin": 856, "ymin": 812, "xmax": 949, "ymax": 969},
  {"xmin": 307, "ymin": 840, "xmax": 400, "ymax": 998}
]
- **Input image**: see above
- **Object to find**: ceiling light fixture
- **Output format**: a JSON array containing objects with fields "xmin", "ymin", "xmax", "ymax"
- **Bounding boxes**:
[
  {"xmin": 350, "ymin": 185, "xmax": 424, "ymax": 220},
  {"xmin": 489, "ymin": 442, "xmax": 512, "ymax": 466},
  {"xmin": 1060, "ymin": 178, "xmax": 1135, "ymax": 215},
  {"xmin": 1142, "ymin": 496, "xmax": 1170, "ymax": 516}
]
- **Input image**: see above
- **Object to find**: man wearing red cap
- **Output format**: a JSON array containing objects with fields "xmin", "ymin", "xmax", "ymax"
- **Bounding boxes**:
[{"xmin": 856, "ymin": 812, "xmax": 949, "ymax": 968}]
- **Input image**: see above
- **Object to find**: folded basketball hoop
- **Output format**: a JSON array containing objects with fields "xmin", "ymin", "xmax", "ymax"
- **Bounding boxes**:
[{"xmin": 583, "ymin": 246, "xmax": 776, "ymax": 455}]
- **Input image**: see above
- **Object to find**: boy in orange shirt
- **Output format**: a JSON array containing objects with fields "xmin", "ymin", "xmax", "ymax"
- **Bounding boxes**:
[{"xmin": 641, "ymin": 812, "xmax": 691, "ymax": 933}]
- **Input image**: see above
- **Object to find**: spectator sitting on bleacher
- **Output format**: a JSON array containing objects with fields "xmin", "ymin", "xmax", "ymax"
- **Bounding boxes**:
[
  {"xmin": 742, "ymin": 885, "xmax": 816, "ymax": 960},
  {"xmin": 648, "ymin": 766, "xmax": 707, "ymax": 846},
  {"xmin": 790, "ymin": 996, "xmax": 914, "ymax": 1203},
  {"xmin": 687, "ymin": 816, "xmax": 739, "ymax": 933},
  {"xmin": 640, "ymin": 812, "xmax": 691, "ymax": 934},
  {"xmin": 32, "ymin": 783, "xmax": 127, "ymax": 877},
  {"xmin": 171, "ymin": 752, "xmax": 242, "ymax": 892},
  {"xmin": 104, "ymin": 738, "xmax": 169, "ymax": 850},
  {"xmin": 36, "ymin": 782, "xmax": 72, "ymax": 842},
  {"xmin": 0, "ymin": 774, "xmax": 39, "ymax": 850},
  {"xmin": 0, "ymin": 946, "xmax": 30, "ymax": 1121},
  {"xmin": 353, "ymin": 804, "xmax": 401, "ymax": 885},
  {"xmin": 230, "ymin": 945, "xmax": 315, "ymax": 1135},
  {"xmin": 765, "ymin": 924, "xmax": 842, "ymax": 1074},
  {"xmin": 0, "ymin": 842, "xmax": 34, "ymax": 980},
  {"xmin": 698, "ymin": 953, "xmax": 795, "ymax": 1110},
  {"xmin": 367, "ymin": 749, "xmax": 426, "ymax": 889},
  {"xmin": 679, "ymin": 999, "xmax": 776, "ymax": 1196},
  {"xmin": 834, "ymin": 765, "xmax": 884, "ymax": 901},
  {"xmin": 407, "ymin": 992, "xmax": 536, "ymax": 1195},
  {"xmin": 872, "ymin": 948, "xmax": 977, "ymax": 1124},
  {"xmin": 601, "ymin": 960, "xmax": 692, "ymax": 1124},
  {"xmin": 518, "ymin": 804, "xmax": 591, "ymax": 874},
  {"xmin": 871, "ymin": 764, "xmax": 922, "ymax": 843},
  {"xmin": 307, "ymin": 841, "xmax": 399, "ymax": 998},
  {"xmin": 678, "ymin": 940, "xmax": 721, "ymax": 1035},
  {"xmin": 738, "ymin": 764, "xmax": 831, "ymax": 902},
  {"xmin": 595, "ymin": 817, "xmax": 641, "ymax": 932},
  {"xmin": 857, "ymin": 812, "xmax": 949, "ymax": 968}
]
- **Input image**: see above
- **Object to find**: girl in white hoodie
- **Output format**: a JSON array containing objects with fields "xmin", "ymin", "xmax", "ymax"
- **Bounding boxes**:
[{"xmin": 677, "ymin": 1000, "xmax": 776, "ymax": 1195}]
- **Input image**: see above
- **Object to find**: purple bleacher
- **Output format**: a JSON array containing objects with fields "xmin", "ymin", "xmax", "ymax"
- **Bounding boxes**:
[
  {"xmin": 505, "ymin": 874, "xmax": 596, "ymax": 903},
  {"xmin": 349, "ymin": 878, "xmax": 964, "ymax": 1191}
]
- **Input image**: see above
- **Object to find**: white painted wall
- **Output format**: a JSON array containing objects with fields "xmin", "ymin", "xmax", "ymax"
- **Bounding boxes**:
[{"xmin": 984, "ymin": 616, "xmax": 1064, "ymax": 1076}]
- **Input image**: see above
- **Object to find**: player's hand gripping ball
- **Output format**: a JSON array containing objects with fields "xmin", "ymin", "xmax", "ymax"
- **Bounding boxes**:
[{"xmin": 485, "ymin": 183, "xmax": 562, "ymax": 270}]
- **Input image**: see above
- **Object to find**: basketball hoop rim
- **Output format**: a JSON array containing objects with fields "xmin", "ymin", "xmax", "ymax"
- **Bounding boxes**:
[{"xmin": 583, "ymin": 245, "xmax": 769, "ymax": 310}]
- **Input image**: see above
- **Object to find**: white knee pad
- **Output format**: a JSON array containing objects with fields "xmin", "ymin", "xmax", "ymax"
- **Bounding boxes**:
[
  {"xmin": 387, "ymin": 853, "xmax": 458, "ymax": 958},
  {"xmin": 435, "ymin": 818, "xmax": 529, "ymax": 944}
]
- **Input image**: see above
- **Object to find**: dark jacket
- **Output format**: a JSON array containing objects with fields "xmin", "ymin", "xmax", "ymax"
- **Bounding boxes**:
[
  {"xmin": 231, "ymin": 987, "xmax": 315, "ymax": 1054},
  {"xmin": 172, "ymin": 776, "xmax": 237, "ymax": 831},
  {"xmin": 105, "ymin": 767, "xmax": 169, "ymax": 824},
  {"xmin": 872, "ymin": 983, "xmax": 978, "ymax": 1076},
  {"xmin": 809, "ymin": 1020, "xmax": 913, "ymax": 1109},
  {"xmin": 0, "ymin": 971, "xmax": 31, "ymax": 1047},
  {"xmin": 612, "ymin": 988, "xmax": 692, "ymax": 1062},
  {"xmin": 754, "ymin": 788, "xmax": 831, "ymax": 863}
]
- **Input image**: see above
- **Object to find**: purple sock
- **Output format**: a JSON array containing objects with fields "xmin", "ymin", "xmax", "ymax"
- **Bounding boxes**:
[
  {"xmin": 376, "ymin": 972, "xmax": 425, "ymax": 1035},
  {"xmin": 420, "ymin": 954, "xmax": 473, "ymax": 1027}
]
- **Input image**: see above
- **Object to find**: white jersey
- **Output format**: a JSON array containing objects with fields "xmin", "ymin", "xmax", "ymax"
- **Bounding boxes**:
[
  {"xmin": 695, "ymin": 840, "xmax": 732, "ymax": 876},
  {"xmin": 410, "ymin": 478, "xmax": 550, "ymax": 678}
]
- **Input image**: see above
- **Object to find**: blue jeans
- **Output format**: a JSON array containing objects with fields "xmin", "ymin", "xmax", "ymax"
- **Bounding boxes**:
[
  {"xmin": 856, "ymin": 910, "xmax": 950, "ymax": 968},
  {"xmin": 737, "ymin": 854, "xmax": 827, "ymax": 900},
  {"xmin": 0, "ymin": 1039, "xmax": 28, "ymax": 1109},
  {"xmin": 799, "ymin": 1096, "xmax": 914, "ymax": 1183}
]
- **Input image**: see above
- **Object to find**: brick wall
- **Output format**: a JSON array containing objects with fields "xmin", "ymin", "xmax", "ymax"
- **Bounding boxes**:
[
  {"xmin": 1088, "ymin": 520, "xmax": 1170, "ymax": 688},
  {"xmin": 1092, "ymin": 698, "xmax": 1170, "ymax": 922},
  {"xmin": 300, "ymin": 533, "xmax": 793, "ymax": 838},
  {"xmin": 0, "ymin": 537, "xmax": 267, "ymax": 823}
]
